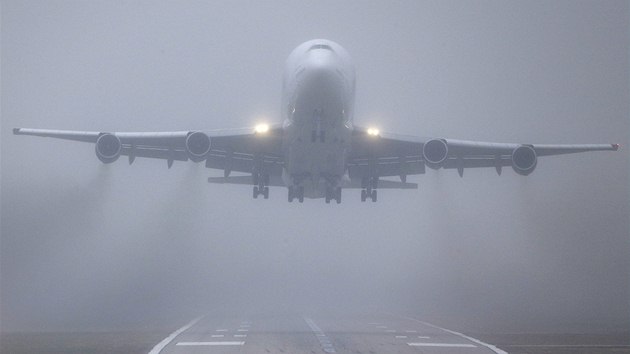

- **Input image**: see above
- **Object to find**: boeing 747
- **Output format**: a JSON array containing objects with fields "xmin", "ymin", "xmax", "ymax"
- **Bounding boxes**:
[{"xmin": 14, "ymin": 39, "xmax": 619, "ymax": 203}]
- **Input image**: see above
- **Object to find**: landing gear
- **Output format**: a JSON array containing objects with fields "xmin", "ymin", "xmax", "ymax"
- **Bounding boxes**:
[
  {"xmin": 288, "ymin": 186, "xmax": 304, "ymax": 203},
  {"xmin": 253, "ymin": 186, "xmax": 269, "ymax": 199},
  {"xmin": 252, "ymin": 173, "xmax": 269, "ymax": 199},
  {"xmin": 361, "ymin": 176, "xmax": 378, "ymax": 202},
  {"xmin": 325, "ymin": 187, "xmax": 342, "ymax": 204}
]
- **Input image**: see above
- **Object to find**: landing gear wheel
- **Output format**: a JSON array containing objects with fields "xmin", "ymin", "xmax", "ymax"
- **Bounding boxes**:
[
  {"xmin": 253, "ymin": 186, "xmax": 259, "ymax": 199},
  {"xmin": 263, "ymin": 187, "xmax": 269, "ymax": 199},
  {"xmin": 336, "ymin": 187, "xmax": 342, "ymax": 204},
  {"xmin": 288, "ymin": 186, "xmax": 294, "ymax": 202},
  {"xmin": 298, "ymin": 186, "xmax": 304, "ymax": 203},
  {"xmin": 361, "ymin": 189, "xmax": 367, "ymax": 202},
  {"xmin": 371, "ymin": 189, "xmax": 377, "ymax": 202}
]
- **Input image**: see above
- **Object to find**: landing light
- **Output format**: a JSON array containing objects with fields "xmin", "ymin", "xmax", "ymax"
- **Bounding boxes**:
[
  {"xmin": 255, "ymin": 123, "xmax": 270, "ymax": 134},
  {"xmin": 367, "ymin": 127, "xmax": 380, "ymax": 136}
]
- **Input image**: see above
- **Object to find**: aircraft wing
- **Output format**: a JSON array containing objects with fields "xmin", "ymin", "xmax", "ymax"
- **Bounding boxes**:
[
  {"xmin": 13, "ymin": 125, "xmax": 284, "ymax": 176},
  {"xmin": 349, "ymin": 125, "xmax": 619, "ymax": 179}
]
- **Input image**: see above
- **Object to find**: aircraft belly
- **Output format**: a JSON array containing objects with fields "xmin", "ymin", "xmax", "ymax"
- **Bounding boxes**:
[{"xmin": 284, "ymin": 124, "xmax": 350, "ymax": 198}]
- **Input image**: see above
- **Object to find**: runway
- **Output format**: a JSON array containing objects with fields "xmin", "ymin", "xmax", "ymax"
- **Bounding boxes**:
[{"xmin": 149, "ymin": 313, "xmax": 506, "ymax": 354}]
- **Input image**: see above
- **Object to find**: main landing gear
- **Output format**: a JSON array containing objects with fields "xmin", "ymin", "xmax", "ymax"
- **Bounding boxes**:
[
  {"xmin": 252, "ymin": 173, "xmax": 269, "ymax": 199},
  {"xmin": 288, "ymin": 186, "xmax": 305, "ymax": 203},
  {"xmin": 361, "ymin": 176, "xmax": 378, "ymax": 202}
]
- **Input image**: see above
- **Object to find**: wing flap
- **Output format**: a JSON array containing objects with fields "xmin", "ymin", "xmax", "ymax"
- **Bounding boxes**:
[
  {"xmin": 207, "ymin": 174, "xmax": 285, "ymax": 187},
  {"xmin": 121, "ymin": 146, "xmax": 188, "ymax": 162}
]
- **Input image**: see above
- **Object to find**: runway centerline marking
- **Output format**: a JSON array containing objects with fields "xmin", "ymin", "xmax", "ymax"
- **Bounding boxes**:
[
  {"xmin": 211, "ymin": 334, "xmax": 224, "ymax": 338},
  {"xmin": 216, "ymin": 329, "xmax": 228, "ymax": 332},
  {"xmin": 417, "ymin": 336, "xmax": 430, "ymax": 339},
  {"xmin": 304, "ymin": 317, "xmax": 337, "ymax": 354},
  {"xmin": 148, "ymin": 316, "xmax": 203, "ymax": 354},
  {"xmin": 395, "ymin": 335, "xmax": 408, "ymax": 338},
  {"xmin": 176, "ymin": 341, "xmax": 245, "ymax": 346},
  {"xmin": 399, "ymin": 315, "xmax": 508, "ymax": 354},
  {"xmin": 408, "ymin": 343, "xmax": 477, "ymax": 348},
  {"xmin": 237, "ymin": 328, "xmax": 248, "ymax": 332},
  {"xmin": 234, "ymin": 334, "xmax": 247, "ymax": 338},
  {"xmin": 405, "ymin": 330, "xmax": 417, "ymax": 333}
]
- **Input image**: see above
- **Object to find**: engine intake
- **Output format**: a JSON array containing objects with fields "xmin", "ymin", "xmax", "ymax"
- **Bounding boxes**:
[
  {"xmin": 512, "ymin": 145, "xmax": 537, "ymax": 175},
  {"xmin": 186, "ymin": 131, "xmax": 211, "ymax": 162},
  {"xmin": 423, "ymin": 138, "xmax": 449, "ymax": 169},
  {"xmin": 95, "ymin": 133, "xmax": 121, "ymax": 163}
]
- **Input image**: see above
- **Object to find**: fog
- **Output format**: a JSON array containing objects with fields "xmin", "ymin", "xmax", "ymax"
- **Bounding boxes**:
[{"xmin": 2, "ymin": 1, "xmax": 628, "ymax": 333}]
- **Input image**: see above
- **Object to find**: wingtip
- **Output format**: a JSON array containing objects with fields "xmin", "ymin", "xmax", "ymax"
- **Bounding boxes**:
[
  {"xmin": 612, "ymin": 143, "xmax": 620, "ymax": 151},
  {"xmin": 13, "ymin": 128, "xmax": 21, "ymax": 135}
]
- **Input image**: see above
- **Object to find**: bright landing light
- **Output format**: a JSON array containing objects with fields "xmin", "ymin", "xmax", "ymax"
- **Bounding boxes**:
[
  {"xmin": 255, "ymin": 123, "xmax": 270, "ymax": 134},
  {"xmin": 367, "ymin": 127, "xmax": 380, "ymax": 136}
]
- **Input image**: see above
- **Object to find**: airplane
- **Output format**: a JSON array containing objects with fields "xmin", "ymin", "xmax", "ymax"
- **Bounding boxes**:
[{"xmin": 13, "ymin": 39, "xmax": 619, "ymax": 204}]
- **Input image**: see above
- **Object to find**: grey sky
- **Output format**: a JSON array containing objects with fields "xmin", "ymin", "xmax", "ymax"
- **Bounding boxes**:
[{"xmin": 1, "ymin": 0, "xmax": 628, "ymax": 332}]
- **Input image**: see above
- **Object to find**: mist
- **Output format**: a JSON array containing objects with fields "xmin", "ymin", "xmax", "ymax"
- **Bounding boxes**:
[{"xmin": 2, "ymin": 0, "xmax": 628, "ymax": 334}]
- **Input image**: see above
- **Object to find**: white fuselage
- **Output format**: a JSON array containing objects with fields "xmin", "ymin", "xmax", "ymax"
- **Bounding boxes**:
[{"xmin": 281, "ymin": 40, "xmax": 356, "ymax": 198}]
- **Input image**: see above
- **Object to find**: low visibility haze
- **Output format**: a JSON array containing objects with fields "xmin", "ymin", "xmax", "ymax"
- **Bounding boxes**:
[{"xmin": 2, "ymin": 1, "xmax": 628, "ymax": 333}]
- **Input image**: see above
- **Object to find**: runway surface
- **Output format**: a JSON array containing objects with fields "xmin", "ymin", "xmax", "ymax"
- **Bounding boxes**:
[{"xmin": 150, "ymin": 313, "xmax": 506, "ymax": 354}]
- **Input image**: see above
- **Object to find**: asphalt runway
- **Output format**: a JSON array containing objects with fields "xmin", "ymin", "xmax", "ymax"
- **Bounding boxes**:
[
  {"xmin": 150, "ymin": 313, "xmax": 508, "ymax": 354},
  {"xmin": 3, "ymin": 314, "xmax": 629, "ymax": 354}
]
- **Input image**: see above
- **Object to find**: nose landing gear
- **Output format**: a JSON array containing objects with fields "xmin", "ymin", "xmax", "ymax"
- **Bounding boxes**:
[
  {"xmin": 325, "ymin": 187, "xmax": 342, "ymax": 204},
  {"xmin": 252, "ymin": 173, "xmax": 270, "ymax": 199},
  {"xmin": 253, "ymin": 185, "xmax": 269, "ymax": 199},
  {"xmin": 360, "ymin": 176, "xmax": 378, "ymax": 202},
  {"xmin": 288, "ymin": 186, "xmax": 305, "ymax": 203}
]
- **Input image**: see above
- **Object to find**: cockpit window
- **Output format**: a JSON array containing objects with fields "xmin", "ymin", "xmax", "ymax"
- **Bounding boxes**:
[{"xmin": 308, "ymin": 44, "xmax": 333, "ymax": 52}]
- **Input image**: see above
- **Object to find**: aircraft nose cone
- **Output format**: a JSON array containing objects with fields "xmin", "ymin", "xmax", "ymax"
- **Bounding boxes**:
[{"xmin": 301, "ymin": 49, "xmax": 343, "ymax": 87}]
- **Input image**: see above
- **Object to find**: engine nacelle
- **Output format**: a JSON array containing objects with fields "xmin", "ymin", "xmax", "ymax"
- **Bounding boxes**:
[
  {"xmin": 95, "ymin": 133, "xmax": 121, "ymax": 164},
  {"xmin": 423, "ymin": 138, "xmax": 449, "ymax": 169},
  {"xmin": 511, "ymin": 145, "xmax": 537, "ymax": 176},
  {"xmin": 185, "ymin": 131, "xmax": 211, "ymax": 162}
]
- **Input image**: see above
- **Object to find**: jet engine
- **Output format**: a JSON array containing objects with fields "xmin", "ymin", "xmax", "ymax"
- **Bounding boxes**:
[
  {"xmin": 423, "ymin": 138, "xmax": 449, "ymax": 169},
  {"xmin": 511, "ymin": 145, "xmax": 537, "ymax": 175},
  {"xmin": 185, "ymin": 131, "xmax": 211, "ymax": 162},
  {"xmin": 95, "ymin": 133, "xmax": 122, "ymax": 163}
]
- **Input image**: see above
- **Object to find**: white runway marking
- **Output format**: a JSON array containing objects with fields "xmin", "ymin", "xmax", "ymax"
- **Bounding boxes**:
[
  {"xmin": 376, "ymin": 325, "xmax": 387, "ymax": 329},
  {"xmin": 405, "ymin": 330, "xmax": 417, "ymax": 333},
  {"xmin": 237, "ymin": 328, "xmax": 248, "ymax": 332},
  {"xmin": 304, "ymin": 317, "xmax": 337, "ymax": 353},
  {"xmin": 216, "ymin": 329, "xmax": 228, "ymax": 332},
  {"xmin": 176, "ymin": 341, "xmax": 245, "ymax": 346},
  {"xmin": 401, "ymin": 315, "xmax": 508, "ymax": 354},
  {"xmin": 417, "ymin": 336, "xmax": 431, "ymax": 339},
  {"xmin": 234, "ymin": 334, "xmax": 247, "ymax": 338},
  {"xmin": 395, "ymin": 335, "xmax": 408, "ymax": 338},
  {"xmin": 408, "ymin": 342, "xmax": 477, "ymax": 348},
  {"xmin": 148, "ymin": 316, "xmax": 203, "ymax": 354},
  {"xmin": 211, "ymin": 334, "xmax": 224, "ymax": 338}
]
